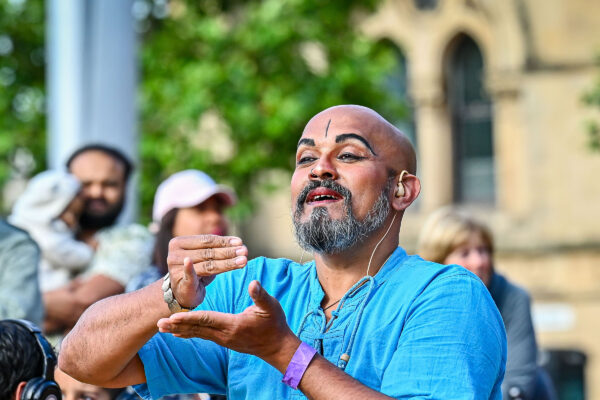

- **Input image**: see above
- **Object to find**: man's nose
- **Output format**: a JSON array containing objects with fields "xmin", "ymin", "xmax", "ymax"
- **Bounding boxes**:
[
  {"xmin": 206, "ymin": 209, "xmax": 225, "ymax": 223},
  {"xmin": 310, "ymin": 157, "xmax": 338, "ymax": 180},
  {"xmin": 85, "ymin": 183, "xmax": 104, "ymax": 198}
]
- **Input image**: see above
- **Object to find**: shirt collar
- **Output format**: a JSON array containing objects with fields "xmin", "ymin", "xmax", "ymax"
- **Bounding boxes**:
[{"xmin": 306, "ymin": 246, "xmax": 408, "ymax": 310}]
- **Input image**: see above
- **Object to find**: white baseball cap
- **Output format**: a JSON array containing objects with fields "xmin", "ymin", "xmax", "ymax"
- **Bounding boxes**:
[{"xmin": 152, "ymin": 170, "xmax": 236, "ymax": 223}]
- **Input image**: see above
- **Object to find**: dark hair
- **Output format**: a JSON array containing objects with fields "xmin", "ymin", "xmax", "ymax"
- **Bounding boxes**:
[
  {"xmin": 152, "ymin": 208, "xmax": 179, "ymax": 275},
  {"xmin": 66, "ymin": 144, "xmax": 134, "ymax": 182},
  {"xmin": 0, "ymin": 320, "xmax": 45, "ymax": 400}
]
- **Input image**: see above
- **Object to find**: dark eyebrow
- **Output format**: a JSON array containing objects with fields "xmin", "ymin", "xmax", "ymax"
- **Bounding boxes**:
[
  {"xmin": 335, "ymin": 133, "xmax": 377, "ymax": 156},
  {"xmin": 297, "ymin": 138, "xmax": 315, "ymax": 148}
]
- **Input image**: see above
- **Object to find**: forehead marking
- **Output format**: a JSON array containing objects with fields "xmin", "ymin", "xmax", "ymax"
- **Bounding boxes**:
[{"xmin": 324, "ymin": 119, "xmax": 332, "ymax": 138}]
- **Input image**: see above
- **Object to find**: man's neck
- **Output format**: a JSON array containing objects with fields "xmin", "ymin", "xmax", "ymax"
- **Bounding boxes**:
[{"xmin": 313, "ymin": 230, "xmax": 400, "ymax": 307}]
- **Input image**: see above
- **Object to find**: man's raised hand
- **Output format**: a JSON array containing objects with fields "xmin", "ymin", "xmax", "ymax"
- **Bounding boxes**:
[
  {"xmin": 157, "ymin": 280, "xmax": 301, "ymax": 372},
  {"xmin": 167, "ymin": 235, "xmax": 248, "ymax": 310}
]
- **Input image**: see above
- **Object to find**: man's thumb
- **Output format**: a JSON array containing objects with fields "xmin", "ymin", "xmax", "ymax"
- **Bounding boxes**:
[
  {"xmin": 182, "ymin": 257, "xmax": 195, "ymax": 282},
  {"xmin": 248, "ymin": 280, "xmax": 273, "ymax": 310}
]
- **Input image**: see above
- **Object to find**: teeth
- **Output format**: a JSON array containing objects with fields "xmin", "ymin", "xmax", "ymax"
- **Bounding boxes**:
[{"xmin": 313, "ymin": 195, "xmax": 336, "ymax": 201}]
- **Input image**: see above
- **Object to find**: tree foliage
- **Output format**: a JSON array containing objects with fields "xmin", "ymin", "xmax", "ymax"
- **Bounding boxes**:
[
  {"xmin": 0, "ymin": 0, "xmax": 408, "ymax": 219},
  {"xmin": 583, "ymin": 56, "xmax": 600, "ymax": 152},
  {"xmin": 0, "ymin": 0, "xmax": 46, "ymax": 211},
  {"xmin": 138, "ymin": 0, "xmax": 406, "ymax": 220}
]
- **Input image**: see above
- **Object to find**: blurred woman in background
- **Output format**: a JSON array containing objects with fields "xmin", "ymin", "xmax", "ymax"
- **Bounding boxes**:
[
  {"xmin": 127, "ymin": 169, "xmax": 236, "ymax": 293},
  {"xmin": 418, "ymin": 207, "xmax": 556, "ymax": 400}
]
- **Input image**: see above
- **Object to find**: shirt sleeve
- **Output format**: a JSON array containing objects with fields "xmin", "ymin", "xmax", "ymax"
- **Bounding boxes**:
[
  {"xmin": 134, "ymin": 332, "xmax": 228, "ymax": 399},
  {"xmin": 380, "ymin": 273, "xmax": 507, "ymax": 399},
  {"xmin": 0, "ymin": 231, "xmax": 44, "ymax": 326},
  {"xmin": 83, "ymin": 224, "xmax": 154, "ymax": 286},
  {"xmin": 501, "ymin": 288, "xmax": 538, "ymax": 400}
]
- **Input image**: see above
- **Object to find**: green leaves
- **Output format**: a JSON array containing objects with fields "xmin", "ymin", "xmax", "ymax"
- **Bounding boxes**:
[
  {"xmin": 0, "ymin": 0, "xmax": 45, "ymax": 212},
  {"xmin": 582, "ymin": 55, "xmax": 600, "ymax": 152},
  {"xmin": 138, "ymin": 0, "xmax": 407, "ymax": 222}
]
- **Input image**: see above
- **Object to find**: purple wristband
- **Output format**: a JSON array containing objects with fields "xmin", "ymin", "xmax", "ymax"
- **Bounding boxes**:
[{"xmin": 281, "ymin": 342, "xmax": 317, "ymax": 389}]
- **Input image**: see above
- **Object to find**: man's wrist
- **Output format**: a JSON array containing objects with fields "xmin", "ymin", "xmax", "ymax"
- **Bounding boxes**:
[
  {"xmin": 263, "ymin": 334, "xmax": 303, "ymax": 373},
  {"xmin": 162, "ymin": 273, "xmax": 191, "ymax": 314},
  {"xmin": 281, "ymin": 342, "xmax": 318, "ymax": 390}
]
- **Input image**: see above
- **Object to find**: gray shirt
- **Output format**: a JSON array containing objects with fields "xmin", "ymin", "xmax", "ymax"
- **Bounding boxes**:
[
  {"xmin": 489, "ymin": 272, "xmax": 538, "ymax": 400},
  {"xmin": 0, "ymin": 220, "xmax": 44, "ymax": 325}
]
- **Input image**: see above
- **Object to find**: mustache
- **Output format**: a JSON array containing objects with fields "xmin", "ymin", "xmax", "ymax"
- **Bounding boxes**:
[
  {"xmin": 295, "ymin": 179, "xmax": 352, "ymax": 213},
  {"xmin": 86, "ymin": 198, "xmax": 108, "ymax": 206}
]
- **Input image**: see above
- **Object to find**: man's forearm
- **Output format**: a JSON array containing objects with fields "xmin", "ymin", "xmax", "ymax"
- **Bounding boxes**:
[
  {"xmin": 299, "ymin": 355, "xmax": 393, "ymax": 400},
  {"xmin": 59, "ymin": 279, "xmax": 170, "ymax": 386},
  {"xmin": 264, "ymin": 335, "xmax": 391, "ymax": 400}
]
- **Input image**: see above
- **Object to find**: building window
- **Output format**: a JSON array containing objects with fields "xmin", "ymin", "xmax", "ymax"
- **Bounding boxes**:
[
  {"xmin": 377, "ymin": 40, "xmax": 416, "ymax": 147},
  {"xmin": 446, "ymin": 35, "xmax": 495, "ymax": 204},
  {"xmin": 414, "ymin": 0, "xmax": 439, "ymax": 11}
]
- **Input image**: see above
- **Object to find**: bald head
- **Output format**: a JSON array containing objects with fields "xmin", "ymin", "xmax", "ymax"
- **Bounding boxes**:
[{"xmin": 302, "ymin": 105, "xmax": 417, "ymax": 175}]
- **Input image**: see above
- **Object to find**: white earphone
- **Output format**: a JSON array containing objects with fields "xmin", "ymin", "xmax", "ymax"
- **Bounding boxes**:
[{"xmin": 395, "ymin": 170, "xmax": 409, "ymax": 198}]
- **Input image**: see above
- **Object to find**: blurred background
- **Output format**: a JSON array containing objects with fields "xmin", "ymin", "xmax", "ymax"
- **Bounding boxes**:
[{"xmin": 1, "ymin": 0, "xmax": 599, "ymax": 398}]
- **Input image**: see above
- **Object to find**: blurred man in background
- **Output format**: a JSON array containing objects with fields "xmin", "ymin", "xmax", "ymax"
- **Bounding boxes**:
[{"xmin": 43, "ymin": 144, "xmax": 153, "ymax": 334}]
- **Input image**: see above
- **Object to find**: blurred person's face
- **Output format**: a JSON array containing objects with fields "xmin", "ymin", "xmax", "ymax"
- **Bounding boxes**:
[
  {"xmin": 172, "ymin": 195, "xmax": 228, "ymax": 237},
  {"xmin": 444, "ymin": 232, "xmax": 493, "ymax": 286},
  {"xmin": 69, "ymin": 150, "xmax": 126, "ymax": 230},
  {"xmin": 54, "ymin": 368, "xmax": 112, "ymax": 400}
]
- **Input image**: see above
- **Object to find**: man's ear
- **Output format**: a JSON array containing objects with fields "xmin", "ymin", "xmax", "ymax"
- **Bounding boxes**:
[
  {"xmin": 13, "ymin": 381, "xmax": 27, "ymax": 400},
  {"xmin": 391, "ymin": 172, "xmax": 421, "ymax": 211}
]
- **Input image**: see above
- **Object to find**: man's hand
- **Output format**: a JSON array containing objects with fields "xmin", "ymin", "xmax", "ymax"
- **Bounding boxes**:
[
  {"xmin": 167, "ymin": 235, "xmax": 248, "ymax": 310},
  {"xmin": 157, "ymin": 280, "xmax": 301, "ymax": 372}
]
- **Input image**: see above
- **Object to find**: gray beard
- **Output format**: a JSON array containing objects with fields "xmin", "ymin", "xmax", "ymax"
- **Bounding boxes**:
[{"xmin": 292, "ymin": 178, "xmax": 393, "ymax": 255}]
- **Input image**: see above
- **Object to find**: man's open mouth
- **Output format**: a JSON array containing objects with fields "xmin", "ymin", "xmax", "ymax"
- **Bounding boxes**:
[{"xmin": 306, "ymin": 188, "xmax": 344, "ymax": 205}]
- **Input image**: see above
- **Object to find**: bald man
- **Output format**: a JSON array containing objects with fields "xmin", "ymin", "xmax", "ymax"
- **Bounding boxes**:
[{"xmin": 59, "ymin": 105, "xmax": 506, "ymax": 399}]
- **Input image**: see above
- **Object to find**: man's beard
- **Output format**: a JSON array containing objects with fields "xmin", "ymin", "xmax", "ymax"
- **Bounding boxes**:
[
  {"xmin": 292, "ymin": 178, "xmax": 393, "ymax": 255},
  {"xmin": 79, "ymin": 197, "xmax": 125, "ymax": 230}
]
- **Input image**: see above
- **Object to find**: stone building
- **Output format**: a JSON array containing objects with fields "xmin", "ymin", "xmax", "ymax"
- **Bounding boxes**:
[{"xmin": 243, "ymin": 0, "xmax": 600, "ymax": 397}]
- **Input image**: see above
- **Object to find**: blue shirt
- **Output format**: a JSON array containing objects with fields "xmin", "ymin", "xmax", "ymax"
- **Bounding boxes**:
[{"xmin": 135, "ymin": 247, "xmax": 506, "ymax": 399}]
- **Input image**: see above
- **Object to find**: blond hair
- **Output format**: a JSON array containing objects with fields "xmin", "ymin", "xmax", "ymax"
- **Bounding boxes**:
[{"xmin": 417, "ymin": 207, "xmax": 494, "ymax": 264}]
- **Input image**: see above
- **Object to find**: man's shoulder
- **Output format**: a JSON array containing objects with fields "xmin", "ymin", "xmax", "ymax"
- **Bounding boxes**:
[{"xmin": 388, "ymin": 253, "xmax": 478, "ymax": 288}]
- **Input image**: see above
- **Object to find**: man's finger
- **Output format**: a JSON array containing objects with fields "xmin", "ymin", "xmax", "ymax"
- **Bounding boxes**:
[
  {"xmin": 171, "ymin": 235, "xmax": 243, "ymax": 251},
  {"xmin": 248, "ymin": 280, "xmax": 274, "ymax": 311},
  {"xmin": 168, "ymin": 245, "xmax": 248, "ymax": 266},
  {"xmin": 159, "ymin": 310, "xmax": 233, "ymax": 332},
  {"xmin": 182, "ymin": 257, "xmax": 195, "ymax": 282},
  {"xmin": 193, "ymin": 256, "xmax": 247, "ymax": 276}
]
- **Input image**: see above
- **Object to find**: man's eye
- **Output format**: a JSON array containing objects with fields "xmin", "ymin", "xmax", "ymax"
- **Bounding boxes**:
[
  {"xmin": 338, "ymin": 153, "xmax": 363, "ymax": 161},
  {"xmin": 297, "ymin": 156, "xmax": 316, "ymax": 165}
]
